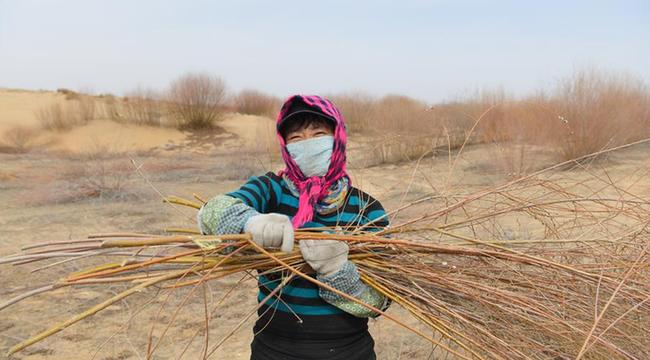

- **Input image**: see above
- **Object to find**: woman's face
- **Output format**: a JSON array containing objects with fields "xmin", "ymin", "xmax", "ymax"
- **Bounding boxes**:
[{"xmin": 284, "ymin": 120, "xmax": 334, "ymax": 144}]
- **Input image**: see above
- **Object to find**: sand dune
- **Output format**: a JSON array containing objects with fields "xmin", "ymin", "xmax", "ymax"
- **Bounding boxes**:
[
  {"xmin": 0, "ymin": 89, "xmax": 275, "ymax": 154},
  {"xmin": 41, "ymin": 119, "xmax": 187, "ymax": 153},
  {"xmin": 0, "ymin": 89, "xmax": 64, "ymax": 132}
]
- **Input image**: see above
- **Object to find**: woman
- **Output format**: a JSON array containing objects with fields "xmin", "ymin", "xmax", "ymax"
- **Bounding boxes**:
[{"xmin": 198, "ymin": 95, "xmax": 390, "ymax": 359}]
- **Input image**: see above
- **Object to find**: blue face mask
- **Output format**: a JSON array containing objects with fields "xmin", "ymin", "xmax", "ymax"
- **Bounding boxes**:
[{"xmin": 286, "ymin": 136, "xmax": 334, "ymax": 177}]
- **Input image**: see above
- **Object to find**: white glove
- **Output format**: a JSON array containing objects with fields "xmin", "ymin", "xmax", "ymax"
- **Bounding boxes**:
[
  {"xmin": 299, "ymin": 240, "xmax": 349, "ymax": 278},
  {"xmin": 244, "ymin": 213, "xmax": 294, "ymax": 252}
]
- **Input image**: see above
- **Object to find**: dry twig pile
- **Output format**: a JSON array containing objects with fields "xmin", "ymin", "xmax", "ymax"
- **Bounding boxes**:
[{"xmin": 3, "ymin": 158, "xmax": 650, "ymax": 359}]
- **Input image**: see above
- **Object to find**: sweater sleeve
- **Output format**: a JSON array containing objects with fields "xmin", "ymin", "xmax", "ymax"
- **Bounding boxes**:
[
  {"xmin": 197, "ymin": 195, "xmax": 259, "ymax": 235},
  {"xmin": 198, "ymin": 173, "xmax": 279, "ymax": 235},
  {"xmin": 225, "ymin": 173, "xmax": 278, "ymax": 214},
  {"xmin": 317, "ymin": 261, "xmax": 390, "ymax": 318}
]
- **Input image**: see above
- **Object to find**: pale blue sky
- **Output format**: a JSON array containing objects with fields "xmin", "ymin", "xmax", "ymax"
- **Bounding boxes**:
[{"xmin": 0, "ymin": 0, "xmax": 648, "ymax": 102}]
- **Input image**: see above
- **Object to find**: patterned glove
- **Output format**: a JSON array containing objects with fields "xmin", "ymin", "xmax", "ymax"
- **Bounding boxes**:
[
  {"xmin": 244, "ymin": 213, "xmax": 294, "ymax": 252},
  {"xmin": 299, "ymin": 239, "xmax": 349, "ymax": 278}
]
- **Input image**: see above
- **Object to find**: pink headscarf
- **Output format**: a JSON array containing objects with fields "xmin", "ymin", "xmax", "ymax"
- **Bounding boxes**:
[{"xmin": 276, "ymin": 95, "xmax": 350, "ymax": 229}]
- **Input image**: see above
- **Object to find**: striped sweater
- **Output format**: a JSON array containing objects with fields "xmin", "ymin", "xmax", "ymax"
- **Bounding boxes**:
[{"xmin": 198, "ymin": 172, "xmax": 390, "ymax": 342}]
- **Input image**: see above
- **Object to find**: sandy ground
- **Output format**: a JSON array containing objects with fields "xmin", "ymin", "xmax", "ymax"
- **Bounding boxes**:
[{"xmin": 1, "ymin": 90, "xmax": 650, "ymax": 359}]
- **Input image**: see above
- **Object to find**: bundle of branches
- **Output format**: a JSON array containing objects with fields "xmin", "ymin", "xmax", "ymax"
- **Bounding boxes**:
[{"xmin": 3, "ymin": 155, "xmax": 650, "ymax": 359}]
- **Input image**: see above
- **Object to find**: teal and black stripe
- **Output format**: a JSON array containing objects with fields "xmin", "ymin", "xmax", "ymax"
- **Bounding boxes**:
[
  {"xmin": 225, "ymin": 172, "xmax": 389, "ymax": 339},
  {"xmin": 227, "ymin": 172, "xmax": 389, "ymax": 232},
  {"xmin": 258, "ymin": 275, "xmax": 343, "ymax": 316}
]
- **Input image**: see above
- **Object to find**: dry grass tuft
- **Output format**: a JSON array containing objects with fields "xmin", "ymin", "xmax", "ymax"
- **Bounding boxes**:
[
  {"xmin": 0, "ymin": 126, "xmax": 37, "ymax": 153},
  {"xmin": 21, "ymin": 148, "xmax": 143, "ymax": 205},
  {"xmin": 36, "ymin": 96, "xmax": 96, "ymax": 131},
  {"xmin": 62, "ymin": 151, "xmax": 137, "ymax": 201}
]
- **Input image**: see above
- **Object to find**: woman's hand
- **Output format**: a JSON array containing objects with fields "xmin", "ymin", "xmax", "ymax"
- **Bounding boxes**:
[
  {"xmin": 299, "ymin": 240, "xmax": 349, "ymax": 278},
  {"xmin": 244, "ymin": 214, "xmax": 294, "ymax": 252}
]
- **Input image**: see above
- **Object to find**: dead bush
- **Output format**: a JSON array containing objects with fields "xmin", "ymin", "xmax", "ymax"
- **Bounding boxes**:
[
  {"xmin": 333, "ymin": 93, "xmax": 445, "ymax": 136},
  {"xmin": 233, "ymin": 90, "xmax": 280, "ymax": 117},
  {"xmin": 474, "ymin": 71, "xmax": 650, "ymax": 165},
  {"xmin": 368, "ymin": 134, "xmax": 444, "ymax": 166},
  {"xmin": 334, "ymin": 93, "xmax": 460, "ymax": 165},
  {"xmin": 65, "ymin": 156, "xmax": 135, "ymax": 200},
  {"xmin": 548, "ymin": 70, "xmax": 650, "ymax": 161},
  {"xmin": 37, "ymin": 103, "xmax": 67, "ymax": 130},
  {"xmin": 331, "ymin": 93, "xmax": 376, "ymax": 133},
  {"xmin": 168, "ymin": 73, "xmax": 227, "ymax": 130},
  {"xmin": 0, "ymin": 126, "xmax": 36, "ymax": 153},
  {"xmin": 425, "ymin": 101, "xmax": 481, "ymax": 136},
  {"xmin": 25, "ymin": 150, "xmax": 142, "ymax": 206},
  {"xmin": 108, "ymin": 88, "xmax": 167, "ymax": 126},
  {"xmin": 374, "ymin": 95, "xmax": 433, "ymax": 133},
  {"xmin": 37, "ymin": 96, "xmax": 96, "ymax": 131}
]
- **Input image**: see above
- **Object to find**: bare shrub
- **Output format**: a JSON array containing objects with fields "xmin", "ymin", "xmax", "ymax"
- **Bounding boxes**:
[
  {"xmin": 356, "ymin": 135, "xmax": 444, "ymax": 166},
  {"xmin": 548, "ymin": 70, "xmax": 650, "ymax": 161},
  {"xmin": 374, "ymin": 95, "xmax": 433, "ymax": 133},
  {"xmin": 0, "ymin": 126, "xmax": 37, "ymax": 153},
  {"xmin": 66, "ymin": 153, "xmax": 135, "ymax": 200},
  {"xmin": 37, "ymin": 96, "xmax": 96, "ymax": 131},
  {"xmin": 331, "ymin": 93, "xmax": 376, "ymax": 133},
  {"xmin": 168, "ymin": 73, "xmax": 227, "ymax": 130},
  {"xmin": 426, "ymin": 101, "xmax": 483, "ymax": 137},
  {"xmin": 456, "ymin": 71, "xmax": 650, "ymax": 172},
  {"xmin": 334, "ymin": 93, "xmax": 456, "ymax": 165},
  {"xmin": 233, "ymin": 90, "xmax": 280, "ymax": 117},
  {"xmin": 25, "ymin": 149, "xmax": 142, "ymax": 205},
  {"xmin": 108, "ymin": 88, "xmax": 167, "ymax": 126}
]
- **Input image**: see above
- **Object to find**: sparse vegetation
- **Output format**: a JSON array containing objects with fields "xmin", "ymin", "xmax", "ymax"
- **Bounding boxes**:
[
  {"xmin": 549, "ymin": 70, "xmax": 650, "ymax": 161},
  {"xmin": 168, "ymin": 73, "xmax": 227, "ymax": 130},
  {"xmin": 334, "ymin": 93, "xmax": 459, "ymax": 165},
  {"xmin": 233, "ymin": 89, "xmax": 280, "ymax": 117},
  {"xmin": 65, "ymin": 151, "xmax": 135, "ymax": 201},
  {"xmin": 107, "ymin": 88, "xmax": 167, "ymax": 126},
  {"xmin": 10, "ymin": 69, "xmax": 650, "ymax": 173},
  {"xmin": 0, "ymin": 126, "xmax": 36, "ymax": 153},
  {"xmin": 332, "ymin": 70, "xmax": 649, "ymax": 169},
  {"xmin": 22, "ymin": 149, "xmax": 140, "ymax": 205},
  {"xmin": 473, "ymin": 70, "xmax": 650, "ymax": 166},
  {"xmin": 36, "ymin": 96, "xmax": 96, "ymax": 131}
]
